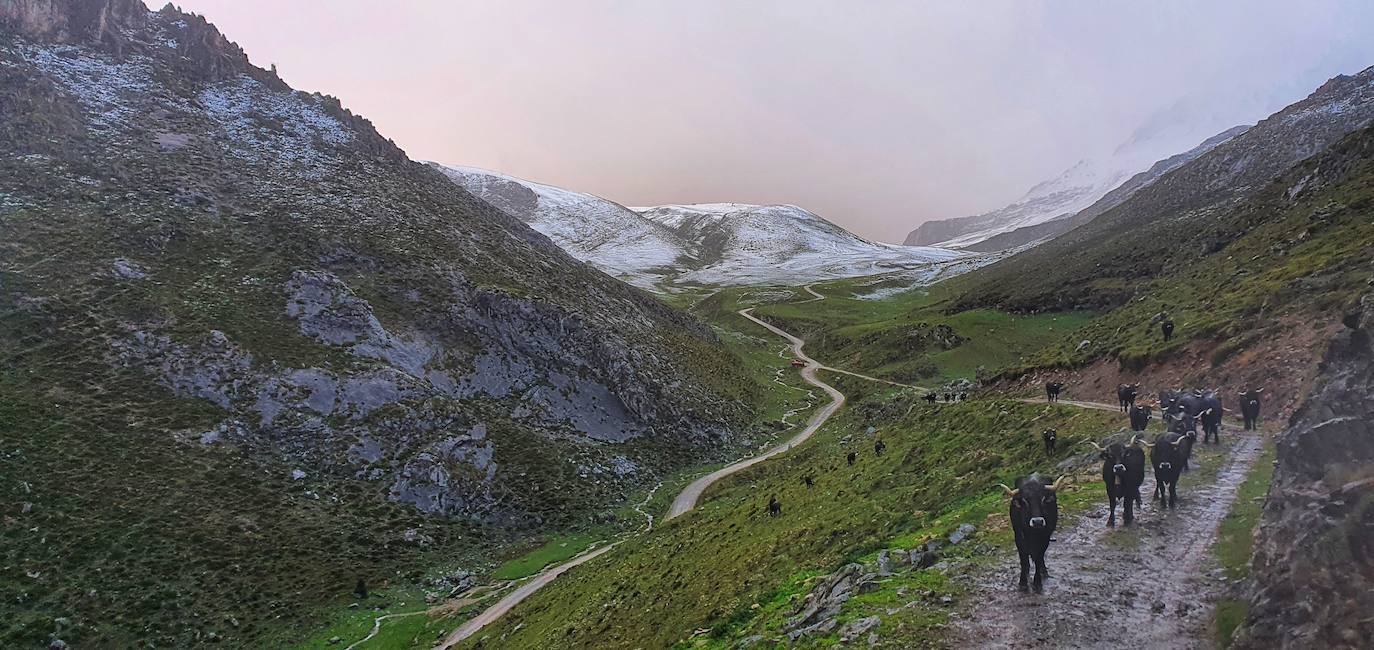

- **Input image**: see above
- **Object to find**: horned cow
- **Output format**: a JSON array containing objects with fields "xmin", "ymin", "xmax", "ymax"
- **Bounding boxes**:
[
  {"xmin": 1239, "ymin": 388, "xmax": 1263, "ymax": 431},
  {"xmin": 1086, "ymin": 437, "xmax": 1146, "ymax": 526},
  {"xmin": 1117, "ymin": 383, "xmax": 1140, "ymax": 412},
  {"xmin": 997, "ymin": 474, "xmax": 1070, "ymax": 592},
  {"xmin": 1144, "ymin": 431, "xmax": 1188, "ymax": 508},
  {"xmin": 1129, "ymin": 404, "xmax": 1153, "ymax": 432},
  {"xmin": 1045, "ymin": 381, "xmax": 1064, "ymax": 403}
]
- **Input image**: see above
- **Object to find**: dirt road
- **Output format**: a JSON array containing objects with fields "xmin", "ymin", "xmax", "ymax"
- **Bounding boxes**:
[
  {"xmin": 436, "ymin": 543, "xmax": 618, "ymax": 648},
  {"xmin": 665, "ymin": 306, "xmax": 847, "ymax": 519},
  {"xmin": 950, "ymin": 430, "xmax": 1262, "ymax": 649}
]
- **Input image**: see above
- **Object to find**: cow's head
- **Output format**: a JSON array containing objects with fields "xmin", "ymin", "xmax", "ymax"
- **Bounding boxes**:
[
  {"xmin": 1043, "ymin": 428, "xmax": 1057, "ymax": 440},
  {"xmin": 1085, "ymin": 440, "xmax": 1130, "ymax": 477},
  {"xmin": 998, "ymin": 474, "xmax": 1069, "ymax": 530}
]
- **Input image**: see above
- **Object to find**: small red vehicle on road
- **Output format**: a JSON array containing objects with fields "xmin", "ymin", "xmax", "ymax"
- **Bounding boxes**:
[{"xmin": 790, "ymin": 359, "xmax": 806, "ymax": 368}]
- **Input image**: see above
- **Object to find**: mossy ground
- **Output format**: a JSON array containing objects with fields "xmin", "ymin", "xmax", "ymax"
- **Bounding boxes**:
[
  {"xmin": 688, "ymin": 281, "xmax": 1095, "ymax": 388},
  {"xmin": 1211, "ymin": 435, "xmax": 1277, "ymax": 648},
  {"xmin": 444, "ymin": 368, "xmax": 1122, "ymax": 649}
]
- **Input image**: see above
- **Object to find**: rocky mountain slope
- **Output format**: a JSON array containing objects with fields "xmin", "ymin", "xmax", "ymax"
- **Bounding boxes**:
[
  {"xmin": 437, "ymin": 166, "xmax": 971, "ymax": 289},
  {"xmin": 950, "ymin": 64, "xmax": 1374, "ymax": 314},
  {"xmin": 0, "ymin": 2, "xmax": 756, "ymax": 647},
  {"xmin": 959, "ymin": 125, "xmax": 1251, "ymax": 253},
  {"xmin": 1236, "ymin": 288, "xmax": 1374, "ymax": 648},
  {"xmin": 903, "ymin": 125, "xmax": 1248, "ymax": 250}
]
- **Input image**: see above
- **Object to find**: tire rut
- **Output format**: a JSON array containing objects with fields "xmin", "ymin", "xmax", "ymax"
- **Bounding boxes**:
[{"xmin": 951, "ymin": 430, "xmax": 1262, "ymax": 649}]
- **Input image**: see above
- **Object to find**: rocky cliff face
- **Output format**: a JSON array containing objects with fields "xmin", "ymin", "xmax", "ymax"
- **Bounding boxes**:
[
  {"xmin": 1236, "ymin": 290, "xmax": 1374, "ymax": 649},
  {"xmin": 0, "ymin": 2, "xmax": 752, "ymax": 646}
]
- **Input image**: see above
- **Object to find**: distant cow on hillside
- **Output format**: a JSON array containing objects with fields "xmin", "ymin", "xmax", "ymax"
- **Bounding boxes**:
[
  {"xmin": 1045, "ymin": 381, "xmax": 1064, "ymax": 403},
  {"xmin": 997, "ymin": 474, "xmax": 1070, "ymax": 592},
  {"xmin": 1042, "ymin": 428, "xmax": 1058, "ymax": 455},
  {"xmin": 1239, "ymin": 388, "xmax": 1263, "ymax": 430},
  {"xmin": 1129, "ymin": 404, "xmax": 1153, "ymax": 432},
  {"xmin": 1200, "ymin": 390, "xmax": 1223, "ymax": 444},
  {"xmin": 1086, "ymin": 437, "xmax": 1146, "ymax": 526},
  {"xmin": 1117, "ymin": 383, "xmax": 1140, "ymax": 412},
  {"xmin": 767, "ymin": 495, "xmax": 781, "ymax": 517}
]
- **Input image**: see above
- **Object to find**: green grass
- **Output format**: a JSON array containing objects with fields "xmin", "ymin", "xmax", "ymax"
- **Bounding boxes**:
[
  {"xmin": 446, "ymin": 377, "xmax": 1122, "ymax": 649},
  {"xmin": 490, "ymin": 532, "xmax": 605, "ymax": 581},
  {"xmin": 689, "ymin": 280, "xmax": 1095, "ymax": 388},
  {"xmin": 1211, "ymin": 435, "xmax": 1277, "ymax": 648}
]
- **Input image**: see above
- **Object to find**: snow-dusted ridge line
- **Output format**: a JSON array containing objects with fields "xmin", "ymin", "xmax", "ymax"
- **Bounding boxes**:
[{"xmin": 435, "ymin": 164, "xmax": 981, "ymax": 290}]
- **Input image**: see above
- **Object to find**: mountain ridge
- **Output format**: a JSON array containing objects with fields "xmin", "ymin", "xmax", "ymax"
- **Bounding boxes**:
[{"xmin": 436, "ymin": 164, "xmax": 974, "ymax": 289}]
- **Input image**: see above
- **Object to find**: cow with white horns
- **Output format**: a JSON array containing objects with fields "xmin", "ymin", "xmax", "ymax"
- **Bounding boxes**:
[
  {"xmin": 1117, "ymin": 383, "xmax": 1140, "ymax": 412},
  {"xmin": 1086, "ymin": 437, "xmax": 1147, "ymax": 526},
  {"xmin": 998, "ymin": 474, "xmax": 1071, "ymax": 592},
  {"xmin": 1143, "ymin": 431, "xmax": 1188, "ymax": 507}
]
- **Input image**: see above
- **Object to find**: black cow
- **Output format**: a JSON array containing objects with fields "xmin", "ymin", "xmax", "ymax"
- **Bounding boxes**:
[
  {"xmin": 846, "ymin": 451, "xmax": 857, "ymax": 466},
  {"xmin": 1200, "ymin": 390, "xmax": 1223, "ymax": 444},
  {"xmin": 998, "ymin": 474, "xmax": 1069, "ymax": 592},
  {"xmin": 1087, "ymin": 438, "xmax": 1146, "ymax": 526},
  {"xmin": 1177, "ymin": 390, "xmax": 1208, "ymax": 435},
  {"xmin": 1162, "ymin": 319, "xmax": 1175, "ymax": 341},
  {"xmin": 1158, "ymin": 389, "xmax": 1182, "ymax": 416},
  {"xmin": 1144, "ymin": 432, "xmax": 1187, "ymax": 508},
  {"xmin": 767, "ymin": 495, "xmax": 781, "ymax": 517},
  {"xmin": 1239, "ymin": 388, "xmax": 1263, "ymax": 431},
  {"xmin": 1117, "ymin": 383, "xmax": 1140, "ymax": 412},
  {"xmin": 874, "ymin": 439, "xmax": 886, "ymax": 456},
  {"xmin": 802, "ymin": 475, "xmax": 814, "ymax": 488},
  {"xmin": 922, "ymin": 392, "xmax": 938, "ymax": 404},
  {"xmin": 1042, "ymin": 428, "xmax": 1058, "ymax": 456},
  {"xmin": 1046, "ymin": 381, "xmax": 1064, "ymax": 403},
  {"xmin": 1164, "ymin": 412, "xmax": 1198, "ymax": 472},
  {"xmin": 1129, "ymin": 404, "xmax": 1153, "ymax": 432}
]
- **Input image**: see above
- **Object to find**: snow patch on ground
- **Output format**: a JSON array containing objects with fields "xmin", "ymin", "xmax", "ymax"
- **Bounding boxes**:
[{"xmin": 200, "ymin": 76, "xmax": 353, "ymax": 170}]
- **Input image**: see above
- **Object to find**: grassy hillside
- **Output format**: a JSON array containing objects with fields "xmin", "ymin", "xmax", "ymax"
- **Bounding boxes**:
[
  {"xmin": 1005, "ymin": 125, "xmax": 1374, "ymax": 375},
  {"xmin": 690, "ymin": 280, "xmax": 1094, "ymax": 387},
  {"xmin": 0, "ymin": 8, "xmax": 765, "ymax": 648},
  {"xmin": 946, "ymin": 67, "xmax": 1374, "ymax": 314},
  {"xmin": 447, "ymin": 379, "xmax": 1121, "ymax": 649}
]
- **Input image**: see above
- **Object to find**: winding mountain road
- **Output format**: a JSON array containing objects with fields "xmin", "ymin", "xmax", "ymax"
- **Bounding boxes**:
[
  {"xmin": 437, "ymin": 285, "xmax": 905, "ymax": 647},
  {"xmin": 665, "ymin": 306, "xmax": 847, "ymax": 519}
]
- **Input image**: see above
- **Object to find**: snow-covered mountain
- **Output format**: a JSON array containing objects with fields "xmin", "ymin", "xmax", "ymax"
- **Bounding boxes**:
[
  {"xmin": 435, "ymin": 166, "xmax": 972, "ymax": 289},
  {"xmin": 904, "ymin": 122, "xmax": 1251, "ymax": 250},
  {"xmin": 432, "ymin": 165, "xmax": 692, "ymax": 288}
]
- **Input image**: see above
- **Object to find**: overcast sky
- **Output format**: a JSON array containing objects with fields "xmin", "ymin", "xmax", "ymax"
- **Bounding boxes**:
[{"xmin": 174, "ymin": 1, "xmax": 1374, "ymax": 242}]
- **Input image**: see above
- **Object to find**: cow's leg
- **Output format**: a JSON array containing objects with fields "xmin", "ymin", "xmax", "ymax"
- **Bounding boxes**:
[
  {"xmin": 1107, "ymin": 494, "xmax": 1117, "ymax": 527},
  {"xmin": 1124, "ymin": 492, "xmax": 1134, "ymax": 525},
  {"xmin": 1031, "ymin": 546, "xmax": 1048, "ymax": 593},
  {"xmin": 1154, "ymin": 476, "xmax": 1164, "ymax": 501},
  {"xmin": 1016, "ymin": 540, "xmax": 1030, "ymax": 591},
  {"xmin": 1168, "ymin": 480, "xmax": 1177, "ymax": 508}
]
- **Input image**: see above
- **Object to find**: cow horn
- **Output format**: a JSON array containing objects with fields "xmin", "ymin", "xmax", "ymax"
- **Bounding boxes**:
[
  {"xmin": 1130, "ymin": 434, "xmax": 1148, "ymax": 448},
  {"xmin": 1170, "ymin": 436, "xmax": 1185, "ymax": 447},
  {"xmin": 996, "ymin": 483, "xmax": 1018, "ymax": 497},
  {"xmin": 1048, "ymin": 475, "xmax": 1072, "ymax": 492},
  {"xmin": 1082, "ymin": 440, "xmax": 1106, "ymax": 451}
]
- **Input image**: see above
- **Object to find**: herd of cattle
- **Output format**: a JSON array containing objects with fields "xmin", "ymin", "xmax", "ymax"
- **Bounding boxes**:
[{"xmin": 1003, "ymin": 382, "xmax": 1265, "ymax": 592}]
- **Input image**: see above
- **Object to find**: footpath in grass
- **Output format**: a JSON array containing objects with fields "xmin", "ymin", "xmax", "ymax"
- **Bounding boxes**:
[{"xmin": 1211, "ymin": 435, "xmax": 1277, "ymax": 648}]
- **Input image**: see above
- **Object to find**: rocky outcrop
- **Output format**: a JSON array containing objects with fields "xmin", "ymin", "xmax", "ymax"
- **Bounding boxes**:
[
  {"xmin": 0, "ymin": 0, "xmax": 146, "ymax": 54},
  {"xmin": 1236, "ymin": 290, "xmax": 1374, "ymax": 649}
]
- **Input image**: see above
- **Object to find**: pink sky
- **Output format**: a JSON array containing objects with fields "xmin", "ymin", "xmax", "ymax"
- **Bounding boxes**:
[{"xmin": 173, "ymin": 1, "xmax": 1374, "ymax": 242}]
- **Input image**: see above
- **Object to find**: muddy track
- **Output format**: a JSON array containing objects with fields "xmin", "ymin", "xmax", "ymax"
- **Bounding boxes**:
[{"xmin": 950, "ymin": 430, "xmax": 1262, "ymax": 649}]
